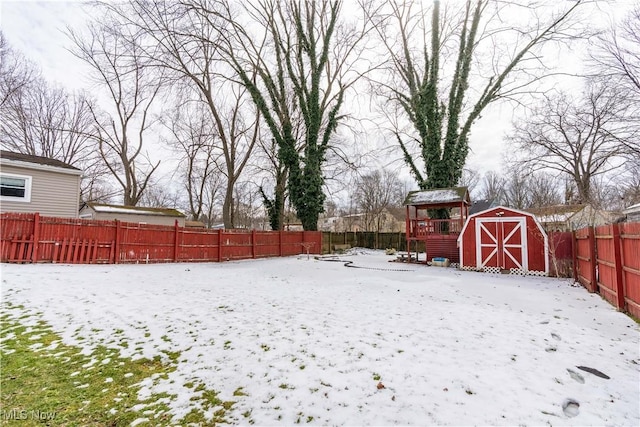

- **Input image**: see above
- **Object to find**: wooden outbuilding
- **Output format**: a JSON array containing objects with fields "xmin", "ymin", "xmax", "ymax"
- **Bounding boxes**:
[
  {"xmin": 458, "ymin": 206, "xmax": 549, "ymax": 275},
  {"xmin": 79, "ymin": 202, "xmax": 186, "ymax": 227},
  {"xmin": 404, "ymin": 187, "xmax": 471, "ymax": 264}
]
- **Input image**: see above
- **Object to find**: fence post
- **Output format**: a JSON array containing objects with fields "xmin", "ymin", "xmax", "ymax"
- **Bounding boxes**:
[
  {"xmin": 572, "ymin": 230, "xmax": 578, "ymax": 282},
  {"xmin": 612, "ymin": 223, "xmax": 625, "ymax": 310},
  {"xmin": 252, "ymin": 230, "xmax": 256, "ymax": 259},
  {"xmin": 114, "ymin": 220, "xmax": 121, "ymax": 264},
  {"xmin": 588, "ymin": 226, "xmax": 597, "ymax": 293},
  {"xmin": 32, "ymin": 212, "xmax": 40, "ymax": 263},
  {"xmin": 279, "ymin": 230, "xmax": 283, "ymax": 257},
  {"xmin": 174, "ymin": 220, "xmax": 180, "ymax": 262},
  {"xmin": 218, "ymin": 229, "xmax": 223, "ymax": 262},
  {"xmin": 301, "ymin": 230, "xmax": 306, "ymax": 255}
]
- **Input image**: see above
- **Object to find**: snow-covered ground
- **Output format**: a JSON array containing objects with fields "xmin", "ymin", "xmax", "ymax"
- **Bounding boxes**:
[{"xmin": 2, "ymin": 250, "xmax": 639, "ymax": 426}]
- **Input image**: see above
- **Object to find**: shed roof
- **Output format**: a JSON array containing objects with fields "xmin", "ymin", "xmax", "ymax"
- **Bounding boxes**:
[
  {"xmin": 404, "ymin": 187, "xmax": 470, "ymax": 206},
  {"xmin": 85, "ymin": 202, "xmax": 185, "ymax": 218},
  {"xmin": 0, "ymin": 150, "xmax": 80, "ymax": 171}
]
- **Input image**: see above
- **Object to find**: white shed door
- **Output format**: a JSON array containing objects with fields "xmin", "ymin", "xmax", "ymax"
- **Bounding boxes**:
[{"xmin": 475, "ymin": 217, "xmax": 527, "ymax": 271}]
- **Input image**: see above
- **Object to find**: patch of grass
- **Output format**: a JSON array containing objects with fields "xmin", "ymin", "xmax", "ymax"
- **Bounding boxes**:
[
  {"xmin": 372, "ymin": 373, "xmax": 381, "ymax": 381},
  {"xmin": 278, "ymin": 383, "xmax": 293, "ymax": 390},
  {"xmin": 224, "ymin": 340, "xmax": 232, "ymax": 350},
  {"xmin": 233, "ymin": 387, "xmax": 247, "ymax": 397},
  {"xmin": 0, "ymin": 307, "xmax": 236, "ymax": 426},
  {"xmin": 161, "ymin": 350, "xmax": 181, "ymax": 364},
  {"xmin": 260, "ymin": 344, "xmax": 270, "ymax": 352}
]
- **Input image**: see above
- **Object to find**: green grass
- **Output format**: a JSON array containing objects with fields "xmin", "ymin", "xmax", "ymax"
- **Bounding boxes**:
[{"xmin": 0, "ymin": 305, "xmax": 236, "ymax": 426}]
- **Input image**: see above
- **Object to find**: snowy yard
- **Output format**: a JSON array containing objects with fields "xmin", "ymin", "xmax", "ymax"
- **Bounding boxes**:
[{"xmin": 1, "ymin": 250, "xmax": 639, "ymax": 426}]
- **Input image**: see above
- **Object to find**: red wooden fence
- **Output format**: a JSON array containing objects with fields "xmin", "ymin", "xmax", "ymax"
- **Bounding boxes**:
[
  {"xmin": 573, "ymin": 222, "xmax": 640, "ymax": 319},
  {"xmin": 1, "ymin": 213, "xmax": 321, "ymax": 264}
]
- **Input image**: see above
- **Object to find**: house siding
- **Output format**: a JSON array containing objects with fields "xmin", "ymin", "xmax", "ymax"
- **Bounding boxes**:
[
  {"xmin": 0, "ymin": 164, "xmax": 80, "ymax": 218},
  {"xmin": 80, "ymin": 207, "xmax": 185, "ymax": 227}
]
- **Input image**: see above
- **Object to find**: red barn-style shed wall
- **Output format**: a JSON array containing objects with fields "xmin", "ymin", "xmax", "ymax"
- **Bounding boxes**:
[{"xmin": 458, "ymin": 206, "xmax": 549, "ymax": 275}]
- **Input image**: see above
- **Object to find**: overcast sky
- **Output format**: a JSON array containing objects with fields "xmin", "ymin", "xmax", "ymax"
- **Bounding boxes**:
[{"xmin": 0, "ymin": 0, "xmax": 636, "ymax": 194}]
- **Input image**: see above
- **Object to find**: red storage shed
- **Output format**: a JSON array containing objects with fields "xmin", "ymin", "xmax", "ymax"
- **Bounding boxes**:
[{"xmin": 458, "ymin": 206, "xmax": 549, "ymax": 275}]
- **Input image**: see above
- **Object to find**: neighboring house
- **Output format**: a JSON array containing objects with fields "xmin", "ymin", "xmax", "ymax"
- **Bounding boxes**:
[
  {"xmin": 0, "ymin": 150, "xmax": 82, "ymax": 218},
  {"xmin": 526, "ymin": 204, "xmax": 612, "ymax": 231},
  {"xmin": 79, "ymin": 202, "xmax": 186, "ymax": 227},
  {"xmin": 623, "ymin": 203, "xmax": 640, "ymax": 222}
]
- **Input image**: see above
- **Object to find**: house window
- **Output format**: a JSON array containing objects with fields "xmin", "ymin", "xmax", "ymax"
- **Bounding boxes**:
[{"xmin": 0, "ymin": 173, "xmax": 32, "ymax": 202}]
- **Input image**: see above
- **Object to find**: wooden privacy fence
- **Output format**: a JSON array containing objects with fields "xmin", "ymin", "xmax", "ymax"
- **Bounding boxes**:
[
  {"xmin": 574, "ymin": 222, "xmax": 640, "ymax": 319},
  {"xmin": 322, "ymin": 231, "xmax": 416, "ymax": 253},
  {"xmin": 1, "ymin": 212, "xmax": 321, "ymax": 264}
]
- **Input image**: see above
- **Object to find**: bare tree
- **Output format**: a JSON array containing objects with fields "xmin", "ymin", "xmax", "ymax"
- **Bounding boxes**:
[
  {"xmin": 510, "ymin": 83, "xmax": 632, "ymax": 205},
  {"xmin": 354, "ymin": 168, "xmax": 404, "ymax": 232},
  {"xmin": 591, "ymin": 6, "xmax": 640, "ymax": 98},
  {"xmin": 0, "ymin": 37, "xmax": 112, "ymax": 203},
  {"xmin": 527, "ymin": 172, "xmax": 562, "ymax": 209},
  {"xmin": 208, "ymin": 0, "xmax": 373, "ymax": 230},
  {"xmin": 68, "ymin": 20, "xmax": 162, "ymax": 206},
  {"xmin": 502, "ymin": 171, "xmax": 530, "ymax": 210},
  {"xmin": 479, "ymin": 171, "xmax": 505, "ymax": 204},
  {"xmin": 138, "ymin": 178, "xmax": 180, "ymax": 208},
  {"xmin": 233, "ymin": 180, "xmax": 264, "ymax": 229},
  {"xmin": 162, "ymin": 100, "xmax": 224, "ymax": 225},
  {"xmin": 1, "ymin": 82, "xmax": 94, "ymax": 163},
  {"xmin": 366, "ymin": 0, "xmax": 585, "ymax": 195},
  {"xmin": 458, "ymin": 168, "xmax": 480, "ymax": 197},
  {"xmin": 101, "ymin": 0, "xmax": 260, "ymax": 228},
  {"xmin": 0, "ymin": 31, "xmax": 34, "ymax": 108},
  {"xmin": 590, "ymin": 5, "xmax": 640, "ymax": 160}
]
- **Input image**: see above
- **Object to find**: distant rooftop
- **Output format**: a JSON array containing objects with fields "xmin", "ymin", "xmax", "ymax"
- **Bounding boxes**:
[
  {"xmin": 0, "ymin": 150, "xmax": 80, "ymax": 171},
  {"xmin": 623, "ymin": 203, "xmax": 640, "ymax": 215},
  {"xmin": 85, "ymin": 202, "xmax": 185, "ymax": 218},
  {"xmin": 526, "ymin": 204, "xmax": 585, "ymax": 218},
  {"xmin": 469, "ymin": 199, "xmax": 497, "ymax": 215}
]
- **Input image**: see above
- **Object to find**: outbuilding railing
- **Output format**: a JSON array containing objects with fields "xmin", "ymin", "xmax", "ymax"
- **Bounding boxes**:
[{"xmin": 408, "ymin": 218, "xmax": 464, "ymax": 237}]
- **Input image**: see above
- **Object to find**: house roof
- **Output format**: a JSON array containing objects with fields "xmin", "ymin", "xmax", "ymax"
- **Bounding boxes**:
[
  {"xmin": 0, "ymin": 150, "xmax": 80, "ymax": 171},
  {"xmin": 84, "ymin": 202, "xmax": 185, "ymax": 218},
  {"xmin": 404, "ymin": 187, "xmax": 470, "ymax": 206},
  {"xmin": 469, "ymin": 199, "xmax": 497, "ymax": 215},
  {"xmin": 185, "ymin": 220, "xmax": 206, "ymax": 228},
  {"xmin": 623, "ymin": 203, "xmax": 640, "ymax": 215},
  {"xmin": 525, "ymin": 204, "xmax": 585, "ymax": 223}
]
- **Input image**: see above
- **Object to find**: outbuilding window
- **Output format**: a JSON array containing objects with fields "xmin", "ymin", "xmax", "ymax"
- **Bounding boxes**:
[{"xmin": 0, "ymin": 173, "xmax": 32, "ymax": 202}]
